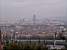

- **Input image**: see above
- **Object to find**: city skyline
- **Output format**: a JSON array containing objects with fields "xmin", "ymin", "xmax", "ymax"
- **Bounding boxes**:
[{"xmin": 0, "ymin": 0, "xmax": 66, "ymax": 24}]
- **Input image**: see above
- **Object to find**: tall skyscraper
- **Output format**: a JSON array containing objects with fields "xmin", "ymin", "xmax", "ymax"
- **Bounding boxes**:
[
  {"xmin": 22, "ymin": 18, "xmax": 25, "ymax": 25},
  {"xmin": 33, "ymin": 14, "xmax": 36, "ymax": 25}
]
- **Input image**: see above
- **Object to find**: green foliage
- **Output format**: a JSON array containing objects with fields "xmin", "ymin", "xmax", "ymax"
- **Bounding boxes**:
[
  {"xmin": 63, "ymin": 40, "xmax": 67, "ymax": 50},
  {"xmin": 3, "ymin": 41, "xmax": 48, "ymax": 50}
]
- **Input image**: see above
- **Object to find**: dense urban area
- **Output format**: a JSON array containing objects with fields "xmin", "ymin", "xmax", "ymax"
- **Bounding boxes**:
[{"xmin": 0, "ymin": 19, "xmax": 67, "ymax": 50}]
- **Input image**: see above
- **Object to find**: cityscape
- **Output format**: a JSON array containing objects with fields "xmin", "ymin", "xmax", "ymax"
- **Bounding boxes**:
[
  {"xmin": 0, "ymin": 15, "xmax": 67, "ymax": 50},
  {"xmin": 0, "ymin": 0, "xmax": 67, "ymax": 50}
]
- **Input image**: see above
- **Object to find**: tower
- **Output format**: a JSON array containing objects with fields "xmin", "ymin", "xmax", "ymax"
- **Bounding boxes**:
[
  {"xmin": 33, "ymin": 14, "xmax": 36, "ymax": 25},
  {"xmin": 22, "ymin": 18, "xmax": 25, "ymax": 25}
]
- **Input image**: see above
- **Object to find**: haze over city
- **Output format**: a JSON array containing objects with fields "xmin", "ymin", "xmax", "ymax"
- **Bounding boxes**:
[
  {"xmin": 0, "ymin": 0, "xmax": 67, "ymax": 24},
  {"xmin": 0, "ymin": 0, "xmax": 67, "ymax": 50}
]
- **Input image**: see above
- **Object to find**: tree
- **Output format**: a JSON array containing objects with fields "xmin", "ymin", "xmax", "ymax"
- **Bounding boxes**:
[{"xmin": 64, "ymin": 40, "xmax": 67, "ymax": 50}]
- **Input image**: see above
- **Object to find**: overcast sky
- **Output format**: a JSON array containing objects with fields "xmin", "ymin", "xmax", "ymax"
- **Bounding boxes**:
[{"xmin": 0, "ymin": 0, "xmax": 67, "ymax": 24}]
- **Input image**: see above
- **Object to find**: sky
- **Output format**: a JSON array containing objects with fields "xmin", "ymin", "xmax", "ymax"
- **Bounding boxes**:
[{"xmin": 0, "ymin": 0, "xmax": 67, "ymax": 24}]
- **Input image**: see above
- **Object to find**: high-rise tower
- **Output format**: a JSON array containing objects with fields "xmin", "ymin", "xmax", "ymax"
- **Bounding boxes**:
[{"xmin": 33, "ymin": 14, "xmax": 36, "ymax": 25}]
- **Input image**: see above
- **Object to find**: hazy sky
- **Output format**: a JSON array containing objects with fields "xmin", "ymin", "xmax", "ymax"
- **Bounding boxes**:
[{"xmin": 0, "ymin": 0, "xmax": 66, "ymax": 23}]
